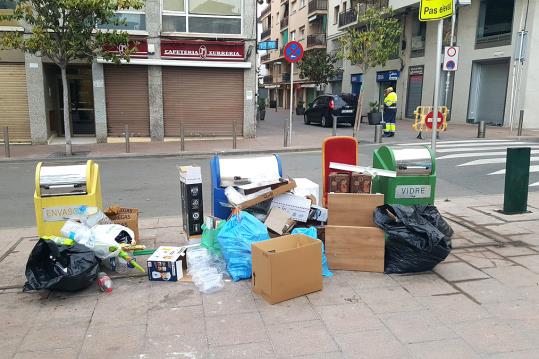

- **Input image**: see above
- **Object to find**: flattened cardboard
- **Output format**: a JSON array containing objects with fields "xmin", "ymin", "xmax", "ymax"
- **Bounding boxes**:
[
  {"xmin": 271, "ymin": 193, "xmax": 311, "ymax": 222},
  {"xmin": 236, "ymin": 179, "xmax": 296, "ymax": 210},
  {"xmin": 265, "ymin": 208, "xmax": 295, "ymax": 235},
  {"xmin": 252, "ymin": 234, "xmax": 322, "ymax": 304},
  {"xmin": 327, "ymin": 193, "xmax": 384, "ymax": 227},
  {"xmin": 325, "ymin": 226, "xmax": 385, "ymax": 272},
  {"xmin": 105, "ymin": 207, "xmax": 140, "ymax": 242}
]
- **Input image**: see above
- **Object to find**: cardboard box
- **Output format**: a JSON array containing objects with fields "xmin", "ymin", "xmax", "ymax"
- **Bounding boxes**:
[
  {"xmin": 147, "ymin": 246, "xmax": 186, "ymax": 281},
  {"xmin": 235, "ymin": 179, "xmax": 296, "ymax": 210},
  {"xmin": 270, "ymin": 193, "xmax": 312, "ymax": 222},
  {"xmin": 265, "ymin": 208, "xmax": 295, "ymax": 235},
  {"xmin": 105, "ymin": 207, "xmax": 139, "ymax": 242},
  {"xmin": 180, "ymin": 166, "xmax": 203, "ymax": 236},
  {"xmin": 329, "ymin": 173, "xmax": 350, "ymax": 193},
  {"xmin": 292, "ymin": 178, "xmax": 320, "ymax": 205},
  {"xmin": 350, "ymin": 172, "xmax": 372, "ymax": 194},
  {"xmin": 252, "ymin": 234, "xmax": 322, "ymax": 304},
  {"xmin": 325, "ymin": 193, "xmax": 385, "ymax": 272}
]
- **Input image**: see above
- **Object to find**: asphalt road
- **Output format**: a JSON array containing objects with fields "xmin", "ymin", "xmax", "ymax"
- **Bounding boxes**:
[{"xmin": 1, "ymin": 142, "xmax": 537, "ymax": 229}]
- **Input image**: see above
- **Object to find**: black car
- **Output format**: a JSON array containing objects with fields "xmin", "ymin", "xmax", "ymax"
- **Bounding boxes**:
[{"xmin": 304, "ymin": 94, "xmax": 357, "ymax": 127}]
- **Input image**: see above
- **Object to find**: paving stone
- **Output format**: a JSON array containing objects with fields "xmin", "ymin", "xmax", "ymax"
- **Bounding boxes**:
[
  {"xmin": 306, "ymin": 276, "xmax": 359, "ymax": 306},
  {"xmin": 453, "ymin": 318, "xmax": 539, "ymax": 355},
  {"xmin": 90, "ymin": 288, "xmax": 149, "ymax": 329},
  {"xmin": 315, "ymin": 303, "xmax": 384, "ymax": 335},
  {"xmin": 356, "ymin": 286, "xmax": 421, "ymax": 314},
  {"xmin": 79, "ymin": 324, "xmax": 146, "ymax": 359},
  {"xmin": 443, "ymin": 253, "xmax": 463, "ymax": 263},
  {"xmin": 488, "ymin": 349, "xmax": 539, "ymax": 359},
  {"xmin": 407, "ymin": 338, "xmax": 480, "ymax": 359},
  {"xmin": 147, "ymin": 305, "xmax": 204, "ymax": 337},
  {"xmin": 267, "ymin": 319, "xmax": 338, "ymax": 357},
  {"xmin": 454, "ymin": 251, "xmax": 514, "ymax": 269},
  {"xmin": 482, "ymin": 265, "xmax": 539, "ymax": 288},
  {"xmin": 208, "ymin": 341, "xmax": 275, "ymax": 359},
  {"xmin": 203, "ymin": 291, "xmax": 257, "ymax": 317},
  {"xmin": 291, "ymin": 352, "xmax": 344, "ymax": 359},
  {"xmin": 380, "ymin": 310, "xmax": 458, "ymax": 344},
  {"xmin": 434, "ymin": 262, "xmax": 490, "ymax": 282},
  {"xmin": 205, "ymin": 312, "xmax": 267, "ymax": 347},
  {"xmin": 455, "ymin": 278, "xmax": 524, "ymax": 304},
  {"xmin": 256, "ymin": 296, "xmax": 318, "ymax": 325},
  {"xmin": 148, "ymin": 282, "xmax": 202, "ymax": 309},
  {"xmin": 34, "ymin": 294, "xmax": 98, "ymax": 324},
  {"xmin": 487, "ymin": 245, "xmax": 538, "ymax": 257},
  {"xmin": 19, "ymin": 319, "xmax": 89, "ymax": 353},
  {"xmin": 335, "ymin": 328, "xmax": 411, "ymax": 358},
  {"xmin": 391, "ymin": 273, "xmax": 458, "ymax": 297},
  {"xmin": 417, "ymin": 294, "xmax": 491, "ymax": 325},
  {"xmin": 143, "ymin": 334, "xmax": 209, "ymax": 358},
  {"xmin": 484, "ymin": 300, "xmax": 539, "ymax": 322},
  {"xmin": 339, "ymin": 271, "xmax": 399, "ymax": 291},
  {"xmin": 0, "ymin": 324, "xmax": 31, "ymax": 358},
  {"xmin": 510, "ymin": 254, "xmax": 539, "ymax": 274},
  {"xmin": 14, "ymin": 347, "xmax": 79, "ymax": 359},
  {"xmin": 452, "ymin": 237, "xmax": 474, "ymax": 247}
]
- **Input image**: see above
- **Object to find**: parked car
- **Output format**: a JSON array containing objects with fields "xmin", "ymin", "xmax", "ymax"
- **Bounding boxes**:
[{"xmin": 303, "ymin": 94, "xmax": 357, "ymax": 127}]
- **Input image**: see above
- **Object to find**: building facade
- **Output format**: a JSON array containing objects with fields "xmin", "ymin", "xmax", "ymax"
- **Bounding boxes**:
[
  {"xmin": 259, "ymin": 0, "xmax": 328, "ymax": 109},
  {"xmin": 0, "ymin": 0, "xmax": 257, "ymax": 144},
  {"xmin": 326, "ymin": 0, "xmax": 539, "ymax": 129}
]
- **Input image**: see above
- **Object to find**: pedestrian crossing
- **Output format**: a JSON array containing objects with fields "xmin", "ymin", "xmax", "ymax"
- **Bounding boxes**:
[{"xmin": 395, "ymin": 139, "xmax": 539, "ymax": 187}]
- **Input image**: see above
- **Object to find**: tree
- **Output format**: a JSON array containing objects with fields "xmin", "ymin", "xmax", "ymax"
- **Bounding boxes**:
[
  {"xmin": 297, "ymin": 49, "xmax": 340, "ymax": 90},
  {"xmin": 0, "ymin": 0, "xmax": 143, "ymax": 155},
  {"xmin": 339, "ymin": 6, "xmax": 401, "ymax": 138}
]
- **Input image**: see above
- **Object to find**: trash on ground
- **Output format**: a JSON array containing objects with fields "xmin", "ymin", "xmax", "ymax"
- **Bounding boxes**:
[
  {"xmin": 180, "ymin": 165, "xmax": 204, "ymax": 237},
  {"xmin": 104, "ymin": 206, "xmax": 140, "ymax": 242},
  {"xmin": 291, "ymin": 227, "xmax": 333, "ymax": 277},
  {"xmin": 270, "ymin": 193, "xmax": 312, "ymax": 222},
  {"xmin": 265, "ymin": 207, "xmax": 295, "ymax": 236},
  {"xmin": 147, "ymin": 246, "xmax": 187, "ymax": 281},
  {"xmin": 201, "ymin": 216, "xmax": 225, "ymax": 255},
  {"xmin": 187, "ymin": 247, "xmax": 227, "ymax": 293},
  {"xmin": 97, "ymin": 272, "xmax": 113, "ymax": 293},
  {"xmin": 292, "ymin": 178, "xmax": 320, "ymax": 205}
]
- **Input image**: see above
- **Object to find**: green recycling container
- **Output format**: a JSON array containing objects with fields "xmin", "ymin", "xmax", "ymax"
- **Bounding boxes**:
[{"xmin": 372, "ymin": 145, "xmax": 436, "ymax": 205}]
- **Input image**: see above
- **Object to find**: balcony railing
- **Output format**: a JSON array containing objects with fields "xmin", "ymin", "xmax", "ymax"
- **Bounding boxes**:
[
  {"xmin": 282, "ymin": 73, "xmax": 291, "ymax": 82},
  {"xmin": 280, "ymin": 17, "xmax": 288, "ymax": 29},
  {"xmin": 260, "ymin": 6, "xmax": 271, "ymax": 18},
  {"xmin": 338, "ymin": 0, "xmax": 389, "ymax": 28},
  {"xmin": 338, "ymin": 8, "xmax": 357, "ymax": 28},
  {"xmin": 307, "ymin": 33, "xmax": 326, "ymax": 48},
  {"xmin": 261, "ymin": 53, "xmax": 270, "ymax": 62},
  {"xmin": 261, "ymin": 28, "xmax": 271, "ymax": 39},
  {"xmin": 308, "ymin": 0, "xmax": 328, "ymax": 14},
  {"xmin": 263, "ymin": 75, "xmax": 273, "ymax": 84}
]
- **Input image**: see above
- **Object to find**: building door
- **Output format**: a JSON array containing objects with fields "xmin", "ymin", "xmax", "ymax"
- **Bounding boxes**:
[
  {"xmin": 56, "ymin": 66, "xmax": 95, "ymax": 136},
  {"xmin": 468, "ymin": 60, "xmax": 510, "ymax": 125},
  {"xmin": 351, "ymin": 73, "xmax": 362, "ymax": 97},
  {"xmin": 405, "ymin": 66, "xmax": 424, "ymax": 118},
  {"xmin": 378, "ymin": 81, "xmax": 397, "ymax": 107},
  {"xmin": 0, "ymin": 63, "xmax": 30, "ymax": 141}
]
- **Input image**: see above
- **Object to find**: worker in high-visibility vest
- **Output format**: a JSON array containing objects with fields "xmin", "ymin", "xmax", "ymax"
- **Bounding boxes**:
[{"xmin": 383, "ymin": 87, "xmax": 398, "ymax": 137}]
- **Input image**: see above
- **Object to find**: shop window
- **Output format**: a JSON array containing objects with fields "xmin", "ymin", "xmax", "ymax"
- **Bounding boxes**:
[
  {"xmin": 99, "ymin": 11, "xmax": 146, "ymax": 31},
  {"xmin": 189, "ymin": 0, "xmax": 240, "ymax": 16},
  {"xmin": 410, "ymin": 17, "xmax": 426, "ymax": 58},
  {"xmin": 189, "ymin": 17, "xmax": 240, "ymax": 34},
  {"xmin": 163, "ymin": 0, "xmax": 185, "ymax": 12},
  {"xmin": 0, "ymin": 0, "xmax": 20, "ymax": 27},
  {"xmin": 162, "ymin": 15, "xmax": 186, "ymax": 32},
  {"xmin": 476, "ymin": 0, "xmax": 514, "ymax": 48}
]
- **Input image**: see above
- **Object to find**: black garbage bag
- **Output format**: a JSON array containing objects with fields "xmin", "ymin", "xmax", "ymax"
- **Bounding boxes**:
[
  {"xmin": 374, "ymin": 205, "xmax": 453, "ymax": 274},
  {"xmin": 23, "ymin": 239, "xmax": 99, "ymax": 292}
]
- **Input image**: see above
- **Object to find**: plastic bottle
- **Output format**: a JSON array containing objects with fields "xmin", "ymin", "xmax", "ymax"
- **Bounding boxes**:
[{"xmin": 97, "ymin": 272, "xmax": 113, "ymax": 293}]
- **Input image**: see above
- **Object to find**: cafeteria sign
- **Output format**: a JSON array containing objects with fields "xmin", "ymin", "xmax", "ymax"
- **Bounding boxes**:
[{"xmin": 419, "ymin": 0, "xmax": 453, "ymax": 21}]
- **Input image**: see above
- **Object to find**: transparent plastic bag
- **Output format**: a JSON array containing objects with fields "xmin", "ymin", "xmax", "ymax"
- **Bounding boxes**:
[
  {"xmin": 187, "ymin": 247, "xmax": 226, "ymax": 294},
  {"xmin": 77, "ymin": 206, "xmax": 112, "ymax": 228}
]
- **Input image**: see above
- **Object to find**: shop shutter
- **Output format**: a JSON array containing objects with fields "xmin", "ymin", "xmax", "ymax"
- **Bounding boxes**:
[
  {"xmin": 163, "ymin": 67, "xmax": 243, "ymax": 137},
  {"xmin": 104, "ymin": 65, "xmax": 150, "ymax": 136},
  {"xmin": 0, "ymin": 64, "xmax": 30, "ymax": 142},
  {"xmin": 405, "ymin": 74, "xmax": 424, "ymax": 118}
]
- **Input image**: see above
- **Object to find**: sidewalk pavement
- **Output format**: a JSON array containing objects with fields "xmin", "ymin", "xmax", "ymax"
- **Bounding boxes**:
[
  {"xmin": 2, "ymin": 110, "xmax": 539, "ymax": 161},
  {"xmin": 1, "ymin": 192, "xmax": 539, "ymax": 358}
]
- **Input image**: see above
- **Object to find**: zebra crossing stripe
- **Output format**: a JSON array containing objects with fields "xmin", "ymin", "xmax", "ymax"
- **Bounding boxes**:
[
  {"xmin": 488, "ymin": 165, "xmax": 539, "ymax": 175},
  {"xmin": 438, "ymin": 150, "xmax": 539, "ymax": 160},
  {"xmin": 437, "ymin": 145, "xmax": 539, "ymax": 154},
  {"xmin": 396, "ymin": 139, "xmax": 515, "ymax": 146},
  {"xmin": 435, "ymin": 141, "xmax": 530, "ymax": 149},
  {"xmin": 458, "ymin": 157, "xmax": 539, "ymax": 167},
  {"xmin": 531, "ymin": 182, "xmax": 539, "ymax": 187}
]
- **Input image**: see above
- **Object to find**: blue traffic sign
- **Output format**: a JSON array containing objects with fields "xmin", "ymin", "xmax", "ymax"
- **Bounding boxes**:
[{"xmin": 284, "ymin": 41, "xmax": 304, "ymax": 63}]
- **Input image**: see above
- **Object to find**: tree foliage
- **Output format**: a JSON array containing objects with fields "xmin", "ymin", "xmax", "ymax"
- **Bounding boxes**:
[{"xmin": 297, "ymin": 49, "xmax": 340, "ymax": 87}]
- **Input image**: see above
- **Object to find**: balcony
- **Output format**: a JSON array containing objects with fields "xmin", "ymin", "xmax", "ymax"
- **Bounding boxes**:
[
  {"xmin": 280, "ymin": 17, "xmax": 288, "ymax": 30},
  {"xmin": 260, "ymin": 6, "xmax": 271, "ymax": 18},
  {"xmin": 261, "ymin": 53, "xmax": 270, "ymax": 62},
  {"xmin": 338, "ymin": 8, "xmax": 357, "ymax": 28},
  {"xmin": 261, "ymin": 28, "xmax": 271, "ymax": 40},
  {"xmin": 263, "ymin": 75, "xmax": 273, "ymax": 84},
  {"xmin": 308, "ymin": 0, "xmax": 328, "ymax": 14},
  {"xmin": 279, "ymin": 47, "xmax": 284, "ymax": 57},
  {"xmin": 307, "ymin": 33, "xmax": 326, "ymax": 48},
  {"xmin": 282, "ymin": 73, "xmax": 291, "ymax": 82}
]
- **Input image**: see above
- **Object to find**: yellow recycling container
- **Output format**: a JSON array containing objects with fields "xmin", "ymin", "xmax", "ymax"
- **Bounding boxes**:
[{"xmin": 34, "ymin": 160, "xmax": 103, "ymax": 237}]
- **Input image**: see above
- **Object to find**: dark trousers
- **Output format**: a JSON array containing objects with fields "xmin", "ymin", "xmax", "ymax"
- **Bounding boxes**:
[{"xmin": 384, "ymin": 108, "xmax": 397, "ymax": 133}]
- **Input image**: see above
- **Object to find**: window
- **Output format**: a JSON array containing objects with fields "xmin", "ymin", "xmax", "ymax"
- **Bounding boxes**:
[
  {"xmin": 290, "ymin": 30, "xmax": 296, "ymax": 40},
  {"xmin": 333, "ymin": 6, "xmax": 339, "ymax": 25},
  {"xmin": 162, "ymin": 0, "xmax": 242, "ymax": 35},
  {"xmin": 410, "ymin": 17, "xmax": 426, "ymax": 57},
  {"xmin": 299, "ymin": 26, "xmax": 305, "ymax": 40},
  {"xmin": 300, "ymin": 0, "xmax": 305, "ymax": 8},
  {"xmin": 0, "ymin": 0, "xmax": 19, "ymax": 27},
  {"xmin": 291, "ymin": 0, "xmax": 297, "ymax": 13},
  {"xmin": 477, "ymin": 0, "xmax": 514, "ymax": 45},
  {"xmin": 342, "ymin": 1, "xmax": 347, "ymax": 12},
  {"xmin": 99, "ymin": 11, "xmax": 146, "ymax": 31}
]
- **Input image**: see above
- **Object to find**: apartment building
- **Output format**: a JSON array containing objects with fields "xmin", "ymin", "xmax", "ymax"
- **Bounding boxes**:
[
  {"xmin": 259, "ymin": 0, "xmax": 329, "ymax": 109},
  {"xmin": 0, "ymin": 0, "xmax": 257, "ymax": 144},
  {"xmin": 326, "ymin": 0, "xmax": 539, "ymax": 129}
]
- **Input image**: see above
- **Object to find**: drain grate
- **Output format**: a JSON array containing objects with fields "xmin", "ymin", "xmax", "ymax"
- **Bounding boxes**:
[{"xmin": 47, "ymin": 151, "xmax": 90, "ymax": 159}]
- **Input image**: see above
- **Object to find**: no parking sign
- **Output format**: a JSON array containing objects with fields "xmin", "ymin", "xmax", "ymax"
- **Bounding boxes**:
[{"xmin": 443, "ymin": 46, "xmax": 459, "ymax": 71}]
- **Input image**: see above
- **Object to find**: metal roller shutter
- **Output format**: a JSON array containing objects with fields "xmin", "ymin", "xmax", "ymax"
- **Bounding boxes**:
[
  {"xmin": 0, "ymin": 64, "xmax": 30, "ymax": 142},
  {"xmin": 163, "ymin": 67, "xmax": 243, "ymax": 137},
  {"xmin": 104, "ymin": 65, "xmax": 150, "ymax": 136}
]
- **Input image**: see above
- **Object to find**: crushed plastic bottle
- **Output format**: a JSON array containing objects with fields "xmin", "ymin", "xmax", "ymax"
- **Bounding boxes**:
[
  {"xmin": 187, "ymin": 247, "xmax": 226, "ymax": 294},
  {"xmin": 97, "ymin": 272, "xmax": 113, "ymax": 293}
]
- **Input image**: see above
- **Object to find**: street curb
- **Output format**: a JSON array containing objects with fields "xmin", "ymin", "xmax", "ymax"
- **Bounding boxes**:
[{"xmin": 0, "ymin": 146, "xmax": 322, "ymax": 164}]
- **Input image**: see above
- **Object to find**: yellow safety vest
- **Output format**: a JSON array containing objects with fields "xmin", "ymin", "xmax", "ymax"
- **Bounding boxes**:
[{"xmin": 384, "ymin": 92, "xmax": 398, "ymax": 109}]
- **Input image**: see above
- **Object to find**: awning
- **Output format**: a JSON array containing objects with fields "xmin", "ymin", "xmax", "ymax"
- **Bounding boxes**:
[
  {"xmin": 308, "ymin": 15, "xmax": 318, "ymax": 23},
  {"xmin": 97, "ymin": 58, "xmax": 252, "ymax": 69}
]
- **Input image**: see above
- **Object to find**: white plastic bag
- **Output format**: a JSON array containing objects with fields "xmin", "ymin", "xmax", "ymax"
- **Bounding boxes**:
[{"xmin": 89, "ymin": 224, "xmax": 135, "ymax": 259}]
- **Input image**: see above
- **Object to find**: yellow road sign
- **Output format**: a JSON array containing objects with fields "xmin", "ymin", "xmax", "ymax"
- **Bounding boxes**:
[{"xmin": 419, "ymin": 0, "xmax": 453, "ymax": 21}]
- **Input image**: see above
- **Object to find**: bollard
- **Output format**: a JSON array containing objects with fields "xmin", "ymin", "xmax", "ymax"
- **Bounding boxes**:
[
  {"xmin": 502, "ymin": 147, "xmax": 531, "ymax": 214},
  {"xmin": 332, "ymin": 116, "xmax": 337, "ymax": 137},
  {"xmin": 477, "ymin": 121, "xmax": 486, "ymax": 138},
  {"xmin": 517, "ymin": 110, "xmax": 524, "ymax": 136},
  {"xmin": 124, "ymin": 125, "xmax": 130, "ymax": 153},
  {"xmin": 3, "ymin": 127, "xmax": 10, "ymax": 158},
  {"xmin": 180, "ymin": 122, "xmax": 185, "ymax": 152},
  {"xmin": 374, "ymin": 124, "xmax": 383, "ymax": 143},
  {"xmin": 232, "ymin": 120, "xmax": 237, "ymax": 149}
]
